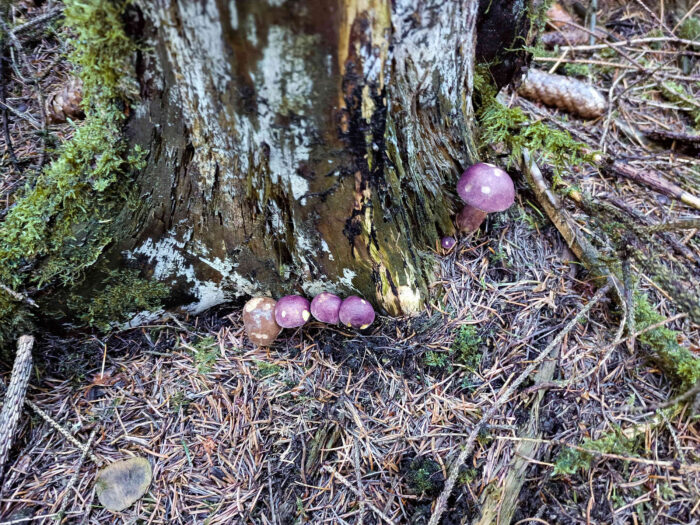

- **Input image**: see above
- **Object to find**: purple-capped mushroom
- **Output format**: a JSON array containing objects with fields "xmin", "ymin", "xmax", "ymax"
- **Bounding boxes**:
[
  {"xmin": 274, "ymin": 295, "xmax": 311, "ymax": 328},
  {"xmin": 456, "ymin": 163, "xmax": 515, "ymax": 233},
  {"xmin": 441, "ymin": 236, "xmax": 456, "ymax": 251},
  {"xmin": 339, "ymin": 296, "xmax": 375, "ymax": 329},
  {"xmin": 311, "ymin": 292, "xmax": 342, "ymax": 324}
]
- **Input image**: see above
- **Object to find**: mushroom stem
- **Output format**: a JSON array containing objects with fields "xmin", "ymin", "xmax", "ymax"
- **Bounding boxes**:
[{"xmin": 456, "ymin": 205, "xmax": 487, "ymax": 233}]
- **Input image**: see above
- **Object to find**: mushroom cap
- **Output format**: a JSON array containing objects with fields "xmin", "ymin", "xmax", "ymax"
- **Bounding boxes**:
[
  {"xmin": 274, "ymin": 295, "xmax": 311, "ymax": 328},
  {"xmin": 310, "ymin": 292, "xmax": 342, "ymax": 324},
  {"xmin": 456, "ymin": 163, "xmax": 515, "ymax": 212},
  {"xmin": 339, "ymin": 296, "xmax": 375, "ymax": 329},
  {"xmin": 242, "ymin": 297, "xmax": 282, "ymax": 346},
  {"xmin": 441, "ymin": 236, "xmax": 456, "ymax": 250}
]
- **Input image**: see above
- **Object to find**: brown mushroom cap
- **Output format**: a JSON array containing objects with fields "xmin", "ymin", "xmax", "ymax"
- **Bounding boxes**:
[{"xmin": 242, "ymin": 297, "xmax": 282, "ymax": 346}]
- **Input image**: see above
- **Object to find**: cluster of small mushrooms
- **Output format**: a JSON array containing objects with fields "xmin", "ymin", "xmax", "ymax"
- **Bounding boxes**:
[
  {"xmin": 243, "ymin": 163, "xmax": 511, "ymax": 346},
  {"xmin": 243, "ymin": 293, "xmax": 375, "ymax": 346},
  {"xmin": 440, "ymin": 162, "xmax": 515, "ymax": 251}
]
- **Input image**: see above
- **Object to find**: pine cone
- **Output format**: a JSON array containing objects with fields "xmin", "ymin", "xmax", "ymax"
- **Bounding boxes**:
[
  {"xmin": 46, "ymin": 77, "xmax": 84, "ymax": 124},
  {"xmin": 547, "ymin": 2, "xmax": 576, "ymax": 29},
  {"xmin": 518, "ymin": 69, "xmax": 607, "ymax": 119}
]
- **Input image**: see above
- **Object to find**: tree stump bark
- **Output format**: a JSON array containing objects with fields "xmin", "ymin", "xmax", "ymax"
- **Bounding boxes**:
[{"xmin": 0, "ymin": 0, "xmax": 539, "ymax": 336}]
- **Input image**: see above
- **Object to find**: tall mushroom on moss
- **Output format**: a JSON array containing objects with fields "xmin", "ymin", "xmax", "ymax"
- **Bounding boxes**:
[{"xmin": 456, "ymin": 163, "xmax": 515, "ymax": 233}]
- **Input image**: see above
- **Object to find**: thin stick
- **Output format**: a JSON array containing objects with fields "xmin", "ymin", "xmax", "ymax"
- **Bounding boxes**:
[
  {"xmin": 496, "ymin": 436, "xmax": 700, "ymax": 472},
  {"xmin": 25, "ymin": 399, "xmax": 102, "ymax": 466},
  {"xmin": 559, "ymin": 36, "xmax": 700, "ymax": 52},
  {"xmin": 588, "ymin": 0, "xmax": 598, "ymax": 46},
  {"xmin": 54, "ymin": 428, "xmax": 98, "ymax": 518},
  {"xmin": 672, "ymin": 0, "xmax": 700, "ymax": 33},
  {"xmin": 427, "ymin": 283, "xmax": 612, "ymax": 525},
  {"xmin": 0, "ymin": 283, "xmax": 38, "ymax": 308},
  {"xmin": 9, "ymin": 8, "xmax": 63, "ymax": 36}
]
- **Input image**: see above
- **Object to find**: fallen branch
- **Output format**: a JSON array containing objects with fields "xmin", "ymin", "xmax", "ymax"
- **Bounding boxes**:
[
  {"xmin": 0, "ymin": 335, "xmax": 33, "ymax": 482},
  {"xmin": 601, "ymin": 159, "xmax": 700, "ymax": 211},
  {"xmin": 427, "ymin": 283, "xmax": 612, "ymax": 525},
  {"xmin": 472, "ymin": 329, "xmax": 561, "ymax": 524}
]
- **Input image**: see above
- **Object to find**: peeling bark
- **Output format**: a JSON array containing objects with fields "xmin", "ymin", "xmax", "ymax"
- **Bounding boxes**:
[{"xmin": 91, "ymin": 0, "xmax": 528, "ymax": 318}]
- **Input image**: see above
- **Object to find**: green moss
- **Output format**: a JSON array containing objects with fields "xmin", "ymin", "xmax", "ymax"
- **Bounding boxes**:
[
  {"xmin": 678, "ymin": 17, "xmax": 700, "ymax": 41},
  {"xmin": 405, "ymin": 457, "xmax": 443, "ymax": 496},
  {"xmin": 527, "ymin": 0, "xmax": 553, "ymax": 35},
  {"xmin": 189, "ymin": 336, "xmax": 219, "ymax": 375},
  {"xmin": 457, "ymin": 467, "xmax": 478, "ymax": 486},
  {"xmin": 660, "ymin": 81, "xmax": 700, "ymax": 128},
  {"xmin": 634, "ymin": 294, "xmax": 700, "ymax": 390},
  {"xmin": 0, "ymin": 0, "xmax": 157, "ymax": 344},
  {"xmin": 169, "ymin": 390, "xmax": 191, "ymax": 413},
  {"xmin": 553, "ymin": 426, "xmax": 641, "ymax": 476},
  {"xmin": 66, "ymin": 269, "xmax": 169, "ymax": 331},
  {"xmin": 424, "ymin": 324, "xmax": 484, "ymax": 374},
  {"xmin": 451, "ymin": 324, "xmax": 483, "ymax": 370},
  {"xmin": 255, "ymin": 360, "xmax": 282, "ymax": 378},
  {"xmin": 424, "ymin": 350, "xmax": 452, "ymax": 371}
]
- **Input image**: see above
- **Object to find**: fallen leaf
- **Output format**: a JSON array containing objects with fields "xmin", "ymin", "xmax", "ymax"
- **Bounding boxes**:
[{"xmin": 95, "ymin": 457, "xmax": 152, "ymax": 512}]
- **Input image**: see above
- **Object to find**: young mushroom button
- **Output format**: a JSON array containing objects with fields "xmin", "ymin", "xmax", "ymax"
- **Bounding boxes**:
[
  {"xmin": 339, "ymin": 296, "xmax": 375, "ymax": 329},
  {"xmin": 310, "ymin": 292, "xmax": 342, "ymax": 324},
  {"xmin": 242, "ymin": 297, "xmax": 282, "ymax": 346},
  {"xmin": 441, "ymin": 236, "xmax": 456, "ymax": 251},
  {"xmin": 456, "ymin": 163, "xmax": 515, "ymax": 233},
  {"xmin": 274, "ymin": 295, "xmax": 311, "ymax": 328}
]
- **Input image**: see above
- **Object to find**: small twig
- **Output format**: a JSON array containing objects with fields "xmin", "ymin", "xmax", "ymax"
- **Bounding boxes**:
[
  {"xmin": 496, "ymin": 435, "xmax": 700, "ymax": 472},
  {"xmin": 9, "ymin": 7, "xmax": 63, "ymax": 37},
  {"xmin": 0, "ymin": 513, "xmax": 65, "ymax": 525},
  {"xmin": 639, "ymin": 218, "xmax": 700, "ymax": 233},
  {"xmin": 322, "ymin": 465, "xmax": 395, "ymax": 524},
  {"xmin": 588, "ymin": 0, "xmax": 598, "ymax": 46},
  {"xmin": 671, "ymin": 0, "xmax": 700, "ymax": 33},
  {"xmin": 267, "ymin": 459, "xmax": 277, "ymax": 525},
  {"xmin": 0, "ymin": 32, "xmax": 21, "ymax": 172},
  {"xmin": 601, "ymin": 159, "xmax": 700, "ymax": 211},
  {"xmin": 558, "ymin": 36, "xmax": 700, "ymax": 52},
  {"xmin": 628, "ymin": 379, "xmax": 700, "ymax": 413},
  {"xmin": 531, "ymin": 56, "xmax": 700, "ymax": 82},
  {"xmin": 428, "ymin": 283, "xmax": 612, "ymax": 525},
  {"xmin": 25, "ymin": 399, "xmax": 102, "ymax": 466},
  {"xmin": 54, "ymin": 427, "xmax": 98, "ymax": 518},
  {"xmin": 0, "ymin": 13, "xmax": 48, "ymax": 171},
  {"xmin": 0, "ymin": 282, "xmax": 38, "ymax": 308}
]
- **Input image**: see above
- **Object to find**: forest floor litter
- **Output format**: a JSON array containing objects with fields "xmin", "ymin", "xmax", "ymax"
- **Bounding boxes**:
[{"xmin": 1, "ymin": 1, "xmax": 699, "ymax": 524}]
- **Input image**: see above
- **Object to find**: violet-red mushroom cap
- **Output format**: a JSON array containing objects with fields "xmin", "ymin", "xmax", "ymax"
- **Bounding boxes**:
[
  {"xmin": 339, "ymin": 296, "xmax": 375, "ymax": 329},
  {"xmin": 456, "ymin": 163, "xmax": 515, "ymax": 212},
  {"xmin": 441, "ymin": 236, "xmax": 456, "ymax": 250},
  {"xmin": 274, "ymin": 295, "xmax": 311, "ymax": 328},
  {"xmin": 310, "ymin": 292, "xmax": 342, "ymax": 324}
]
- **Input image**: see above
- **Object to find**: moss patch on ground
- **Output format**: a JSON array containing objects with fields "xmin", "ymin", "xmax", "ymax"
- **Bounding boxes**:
[
  {"xmin": 0, "ymin": 0, "xmax": 160, "ymax": 346},
  {"xmin": 634, "ymin": 294, "xmax": 700, "ymax": 390},
  {"xmin": 553, "ymin": 426, "xmax": 642, "ymax": 477}
]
